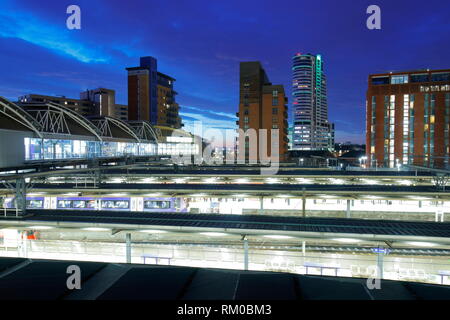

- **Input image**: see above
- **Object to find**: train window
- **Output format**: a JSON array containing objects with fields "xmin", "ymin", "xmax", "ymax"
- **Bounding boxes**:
[
  {"xmin": 144, "ymin": 200, "xmax": 171, "ymax": 209},
  {"xmin": 57, "ymin": 200, "xmax": 72, "ymax": 208},
  {"xmin": 101, "ymin": 200, "xmax": 129, "ymax": 209},
  {"xmin": 27, "ymin": 200, "xmax": 43, "ymax": 208},
  {"xmin": 86, "ymin": 200, "xmax": 96, "ymax": 208},
  {"xmin": 73, "ymin": 200, "xmax": 86, "ymax": 208}
]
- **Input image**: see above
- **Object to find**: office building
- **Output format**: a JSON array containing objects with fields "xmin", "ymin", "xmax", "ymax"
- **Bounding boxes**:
[
  {"xmin": 366, "ymin": 69, "xmax": 450, "ymax": 168},
  {"xmin": 237, "ymin": 61, "xmax": 289, "ymax": 162},
  {"xmin": 126, "ymin": 56, "xmax": 182, "ymax": 129},
  {"xmin": 291, "ymin": 53, "xmax": 334, "ymax": 151},
  {"xmin": 19, "ymin": 88, "xmax": 128, "ymax": 121},
  {"xmin": 80, "ymin": 88, "xmax": 128, "ymax": 121}
]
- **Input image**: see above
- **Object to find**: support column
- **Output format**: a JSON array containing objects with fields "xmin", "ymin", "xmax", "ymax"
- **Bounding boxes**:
[
  {"xmin": 302, "ymin": 188, "xmax": 306, "ymax": 218},
  {"xmin": 435, "ymin": 209, "xmax": 444, "ymax": 222},
  {"xmin": 15, "ymin": 178, "xmax": 27, "ymax": 215},
  {"xmin": 259, "ymin": 197, "xmax": 264, "ymax": 215},
  {"xmin": 126, "ymin": 233, "xmax": 131, "ymax": 264},
  {"xmin": 302, "ymin": 241, "xmax": 306, "ymax": 257},
  {"xmin": 243, "ymin": 236, "xmax": 249, "ymax": 271},
  {"xmin": 377, "ymin": 248, "xmax": 384, "ymax": 280},
  {"xmin": 346, "ymin": 199, "xmax": 351, "ymax": 218}
]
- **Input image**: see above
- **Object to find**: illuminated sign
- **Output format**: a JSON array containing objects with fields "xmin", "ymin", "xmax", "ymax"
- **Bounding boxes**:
[{"xmin": 420, "ymin": 85, "xmax": 450, "ymax": 92}]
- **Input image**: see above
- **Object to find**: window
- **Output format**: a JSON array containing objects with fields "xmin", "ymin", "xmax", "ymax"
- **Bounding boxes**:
[
  {"xmin": 431, "ymin": 73, "xmax": 450, "ymax": 82},
  {"xmin": 410, "ymin": 74, "xmax": 429, "ymax": 83},
  {"xmin": 272, "ymin": 108, "xmax": 278, "ymax": 115},
  {"xmin": 272, "ymin": 98, "xmax": 278, "ymax": 106},
  {"xmin": 244, "ymin": 116, "xmax": 249, "ymax": 124},
  {"xmin": 144, "ymin": 200, "xmax": 171, "ymax": 209},
  {"xmin": 244, "ymin": 109, "xmax": 249, "ymax": 115},
  {"xmin": 101, "ymin": 200, "xmax": 130, "ymax": 209},
  {"xmin": 372, "ymin": 76, "xmax": 389, "ymax": 85},
  {"xmin": 391, "ymin": 75, "xmax": 408, "ymax": 84},
  {"xmin": 272, "ymin": 124, "xmax": 278, "ymax": 129}
]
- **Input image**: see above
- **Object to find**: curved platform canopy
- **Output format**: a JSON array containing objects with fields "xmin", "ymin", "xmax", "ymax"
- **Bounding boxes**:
[
  {"xmin": 127, "ymin": 120, "xmax": 161, "ymax": 143},
  {"xmin": 0, "ymin": 97, "xmax": 43, "ymax": 138},
  {"xmin": 154, "ymin": 125, "xmax": 193, "ymax": 139},
  {"xmin": 18, "ymin": 101, "xmax": 103, "ymax": 141},
  {"xmin": 88, "ymin": 116, "xmax": 140, "ymax": 142}
]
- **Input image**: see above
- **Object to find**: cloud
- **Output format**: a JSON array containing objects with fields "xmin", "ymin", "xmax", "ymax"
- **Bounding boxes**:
[
  {"xmin": 0, "ymin": 6, "xmax": 109, "ymax": 63},
  {"xmin": 180, "ymin": 107, "xmax": 237, "ymax": 147},
  {"xmin": 182, "ymin": 105, "xmax": 237, "ymax": 120}
]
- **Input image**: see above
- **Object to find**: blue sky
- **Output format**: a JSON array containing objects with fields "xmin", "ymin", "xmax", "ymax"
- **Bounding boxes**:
[{"xmin": 1, "ymin": 0, "xmax": 450, "ymax": 144}]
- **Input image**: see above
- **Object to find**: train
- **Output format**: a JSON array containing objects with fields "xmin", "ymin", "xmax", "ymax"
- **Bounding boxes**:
[{"xmin": 1, "ymin": 196, "xmax": 187, "ymax": 213}]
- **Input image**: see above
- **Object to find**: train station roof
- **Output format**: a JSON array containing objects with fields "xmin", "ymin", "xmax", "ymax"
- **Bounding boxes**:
[
  {"xmin": 3, "ymin": 211, "xmax": 450, "ymax": 244},
  {"xmin": 0, "ymin": 97, "xmax": 168, "ymax": 143},
  {"xmin": 19, "ymin": 102, "xmax": 103, "ymax": 140},
  {"xmin": 0, "ymin": 257, "xmax": 448, "ymax": 300}
]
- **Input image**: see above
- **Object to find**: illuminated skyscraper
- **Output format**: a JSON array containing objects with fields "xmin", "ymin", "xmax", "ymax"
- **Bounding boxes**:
[{"xmin": 291, "ymin": 53, "xmax": 334, "ymax": 150}]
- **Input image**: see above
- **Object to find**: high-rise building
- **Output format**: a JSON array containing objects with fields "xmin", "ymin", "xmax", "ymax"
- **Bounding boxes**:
[
  {"xmin": 366, "ymin": 69, "xmax": 450, "ymax": 169},
  {"xmin": 291, "ymin": 53, "xmax": 334, "ymax": 151},
  {"xmin": 237, "ymin": 61, "xmax": 289, "ymax": 162},
  {"xmin": 126, "ymin": 56, "xmax": 182, "ymax": 128},
  {"xmin": 18, "ymin": 88, "xmax": 128, "ymax": 121}
]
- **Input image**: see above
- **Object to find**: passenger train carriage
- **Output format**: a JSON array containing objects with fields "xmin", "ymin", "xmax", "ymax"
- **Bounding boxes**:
[{"xmin": 2, "ymin": 196, "xmax": 186, "ymax": 213}]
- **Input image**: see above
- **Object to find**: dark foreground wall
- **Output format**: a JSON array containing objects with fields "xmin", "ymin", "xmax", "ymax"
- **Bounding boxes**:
[{"xmin": 0, "ymin": 257, "xmax": 449, "ymax": 300}]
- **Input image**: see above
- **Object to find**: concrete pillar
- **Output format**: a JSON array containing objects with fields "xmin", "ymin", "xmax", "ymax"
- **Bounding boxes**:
[
  {"xmin": 15, "ymin": 178, "xmax": 27, "ymax": 215},
  {"xmin": 259, "ymin": 197, "xmax": 264, "ymax": 215},
  {"xmin": 302, "ymin": 188, "xmax": 306, "ymax": 218},
  {"xmin": 346, "ymin": 199, "xmax": 351, "ymax": 218},
  {"xmin": 126, "ymin": 233, "xmax": 131, "ymax": 264},
  {"xmin": 377, "ymin": 248, "xmax": 384, "ymax": 279},
  {"xmin": 243, "ymin": 236, "xmax": 249, "ymax": 271},
  {"xmin": 435, "ymin": 209, "xmax": 444, "ymax": 222}
]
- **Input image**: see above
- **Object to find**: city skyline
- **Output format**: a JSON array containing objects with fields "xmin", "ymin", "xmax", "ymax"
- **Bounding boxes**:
[{"xmin": 0, "ymin": 0, "xmax": 450, "ymax": 144}]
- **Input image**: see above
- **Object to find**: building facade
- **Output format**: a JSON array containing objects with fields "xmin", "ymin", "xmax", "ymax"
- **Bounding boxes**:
[
  {"xmin": 366, "ymin": 69, "xmax": 450, "ymax": 168},
  {"xmin": 19, "ymin": 88, "xmax": 128, "ymax": 121},
  {"xmin": 291, "ymin": 53, "xmax": 334, "ymax": 151},
  {"xmin": 237, "ymin": 61, "xmax": 289, "ymax": 162},
  {"xmin": 0, "ymin": 96, "xmax": 198, "ymax": 169},
  {"xmin": 126, "ymin": 56, "xmax": 182, "ymax": 129}
]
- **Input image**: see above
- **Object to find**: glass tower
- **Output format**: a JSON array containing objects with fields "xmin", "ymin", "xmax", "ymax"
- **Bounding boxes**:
[{"xmin": 291, "ymin": 53, "xmax": 334, "ymax": 150}]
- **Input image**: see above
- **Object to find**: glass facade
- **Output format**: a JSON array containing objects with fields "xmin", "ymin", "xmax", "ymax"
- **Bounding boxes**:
[
  {"xmin": 389, "ymin": 95, "xmax": 395, "ymax": 167},
  {"xmin": 391, "ymin": 75, "xmax": 409, "ymax": 84},
  {"xmin": 409, "ymin": 95, "xmax": 415, "ymax": 162},
  {"xmin": 446, "ymin": 93, "xmax": 450, "ymax": 166},
  {"xmin": 402, "ymin": 95, "xmax": 409, "ymax": 164},
  {"xmin": 24, "ymin": 137, "xmax": 198, "ymax": 161}
]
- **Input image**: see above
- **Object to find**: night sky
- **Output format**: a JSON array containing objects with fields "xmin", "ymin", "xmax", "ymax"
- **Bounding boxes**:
[{"xmin": 1, "ymin": 0, "xmax": 450, "ymax": 144}]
